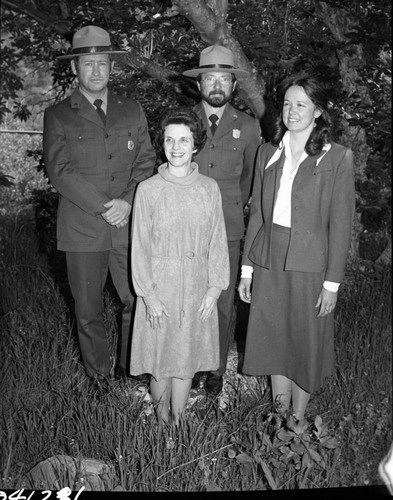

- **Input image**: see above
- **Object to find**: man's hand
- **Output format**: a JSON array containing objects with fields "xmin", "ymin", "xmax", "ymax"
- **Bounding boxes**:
[{"xmin": 102, "ymin": 199, "xmax": 131, "ymax": 227}]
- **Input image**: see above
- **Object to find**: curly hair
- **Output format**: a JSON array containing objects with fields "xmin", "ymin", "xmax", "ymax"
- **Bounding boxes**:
[
  {"xmin": 271, "ymin": 75, "xmax": 333, "ymax": 156},
  {"xmin": 156, "ymin": 107, "xmax": 207, "ymax": 157}
]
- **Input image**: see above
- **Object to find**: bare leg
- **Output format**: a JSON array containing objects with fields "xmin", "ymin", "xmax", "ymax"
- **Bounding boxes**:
[
  {"xmin": 171, "ymin": 377, "xmax": 192, "ymax": 425},
  {"xmin": 150, "ymin": 377, "xmax": 171, "ymax": 423},
  {"xmin": 292, "ymin": 382, "xmax": 310, "ymax": 421},
  {"xmin": 271, "ymin": 375, "xmax": 292, "ymax": 413}
]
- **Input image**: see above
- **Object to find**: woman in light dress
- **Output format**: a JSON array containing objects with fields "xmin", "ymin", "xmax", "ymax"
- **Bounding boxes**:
[{"xmin": 130, "ymin": 108, "xmax": 229, "ymax": 424}]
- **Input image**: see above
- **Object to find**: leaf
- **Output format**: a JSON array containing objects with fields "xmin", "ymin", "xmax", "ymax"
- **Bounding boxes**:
[
  {"xmin": 291, "ymin": 442, "xmax": 304, "ymax": 454},
  {"xmin": 314, "ymin": 415, "xmax": 323, "ymax": 433},
  {"xmin": 206, "ymin": 483, "xmax": 221, "ymax": 492},
  {"xmin": 308, "ymin": 448, "xmax": 323, "ymax": 463},
  {"xmin": 260, "ymin": 460, "xmax": 278, "ymax": 490},
  {"xmin": 277, "ymin": 429, "xmax": 294, "ymax": 442},
  {"xmin": 320, "ymin": 436, "xmax": 340, "ymax": 449},
  {"xmin": 347, "ymin": 118, "xmax": 363, "ymax": 126},
  {"xmin": 262, "ymin": 433, "xmax": 273, "ymax": 448},
  {"xmin": 235, "ymin": 452, "xmax": 253, "ymax": 464},
  {"xmin": 302, "ymin": 452, "xmax": 311, "ymax": 469},
  {"xmin": 294, "ymin": 419, "xmax": 310, "ymax": 435},
  {"xmin": 278, "ymin": 445, "xmax": 291, "ymax": 455}
]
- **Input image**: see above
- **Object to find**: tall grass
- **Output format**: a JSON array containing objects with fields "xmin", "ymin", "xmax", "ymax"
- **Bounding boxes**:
[{"xmin": 0, "ymin": 213, "xmax": 391, "ymax": 491}]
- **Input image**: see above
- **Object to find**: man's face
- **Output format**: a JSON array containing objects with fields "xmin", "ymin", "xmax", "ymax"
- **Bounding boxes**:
[
  {"xmin": 71, "ymin": 54, "xmax": 113, "ymax": 97},
  {"xmin": 197, "ymin": 72, "xmax": 236, "ymax": 108}
]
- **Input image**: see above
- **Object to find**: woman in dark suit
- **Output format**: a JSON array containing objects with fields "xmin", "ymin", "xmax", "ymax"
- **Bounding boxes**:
[{"xmin": 238, "ymin": 75, "xmax": 356, "ymax": 422}]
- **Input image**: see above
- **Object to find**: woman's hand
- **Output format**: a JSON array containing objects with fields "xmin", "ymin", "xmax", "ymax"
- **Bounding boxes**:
[
  {"xmin": 145, "ymin": 301, "xmax": 170, "ymax": 329},
  {"xmin": 315, "ymin": 287, "xmax": 337, "ymax": 317},
  {"xmin": 198, "ymin": 294, "xmax": 217, "ymax": 322},
  {"xmin": 238, "ymin": 278, "xmax": 252, "ymax": 303}
]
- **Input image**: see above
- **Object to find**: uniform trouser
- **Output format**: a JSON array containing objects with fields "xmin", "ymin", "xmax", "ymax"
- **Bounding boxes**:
[
  {"xmin": 66, "ymin": 248, "xmax": 134, "ymax": 378},
  {"xmin": 211, "ymin": 239, "xmax": 241, "ymax": 376}
]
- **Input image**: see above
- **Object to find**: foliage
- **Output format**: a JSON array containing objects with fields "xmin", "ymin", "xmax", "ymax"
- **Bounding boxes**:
[
  {"xmin": 0, "ymin": 127, "xmax": 48, "ymax": 216},
  {"xmin": 0, "ymin": 207, "xmax": 391, "ymax": 491},
  {"xmin": 1, "ymin": 0, "xmax": 391, "ymax": 256}
]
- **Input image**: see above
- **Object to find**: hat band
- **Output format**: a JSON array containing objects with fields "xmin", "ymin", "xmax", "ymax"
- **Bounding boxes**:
[
  {"xmin": 72, "ymin": 45, "xmax": 114, "ymax": 54},
  {"xmin": 198, "ymin": 64, "xmax": 235, "ymax": 70}
]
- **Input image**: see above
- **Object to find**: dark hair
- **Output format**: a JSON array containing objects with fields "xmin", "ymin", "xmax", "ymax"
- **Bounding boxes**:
[
  {"xmin": 271, "ymin": 75, "xmax": 333, "ymax": 156},
  {"xmin": 156, "ymin": 107, "xmax": 207, "ymax": 156}
]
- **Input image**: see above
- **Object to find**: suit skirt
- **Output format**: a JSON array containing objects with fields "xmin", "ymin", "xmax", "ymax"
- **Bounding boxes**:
[{"xmin": 243, "ymin": 224, "xmax": 335, "ymax": 393}]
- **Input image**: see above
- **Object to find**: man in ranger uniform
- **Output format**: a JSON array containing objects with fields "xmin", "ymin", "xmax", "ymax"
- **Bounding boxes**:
[
  {"xmin": 183, "ymin": 45, "xmax": 261, "ymax": 395},
  {"xmin": 44, "ymin": 26, "xmax": 155, "ymax": 385}
]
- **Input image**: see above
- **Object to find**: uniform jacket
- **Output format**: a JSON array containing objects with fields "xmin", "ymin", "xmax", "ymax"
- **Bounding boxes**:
[
  {"xmin": 243, "ymin": 141, "xmax": 356, "ymax": 283},
  {"xmin": 193, "ymin": 102, "xmax": 261, "ymax": 241},
  {"xmin": 43, "ymin": 89, "xmax": 156, "ymax": 252}
]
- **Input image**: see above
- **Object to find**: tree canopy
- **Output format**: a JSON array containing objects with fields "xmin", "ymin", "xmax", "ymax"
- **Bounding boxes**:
[{"xmin": 1, "ymin": 0, "xmax": 391, "ymax": 260}]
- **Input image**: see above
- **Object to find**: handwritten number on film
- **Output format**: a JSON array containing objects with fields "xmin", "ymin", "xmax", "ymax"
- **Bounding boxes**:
[{"xmin": 0, "ymin": 488, "xmax": 85, "ymax": 499}]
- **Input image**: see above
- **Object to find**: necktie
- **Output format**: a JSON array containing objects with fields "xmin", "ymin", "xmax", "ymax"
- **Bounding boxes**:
[
  {"xmin": 209, "ymin": 114, "xmax": 218, "ymax": 135},
  {"xmin": 94, "ymin": 99, "xmax": 106, "ymax": 125}
]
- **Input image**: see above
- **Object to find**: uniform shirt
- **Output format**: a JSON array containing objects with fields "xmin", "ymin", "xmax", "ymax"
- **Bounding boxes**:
[
  {"xmin": 80, "ymin": 88, "xmax": 108, "ymax": 115},
  {"xmin": 202, "ymin": 101, "xmax": 225, "ymax": 128}
]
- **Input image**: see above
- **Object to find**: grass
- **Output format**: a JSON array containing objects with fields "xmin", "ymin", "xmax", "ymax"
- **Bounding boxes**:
[{"xmin": 0, "ymin": 209, "xmax": 391, "ymax": 492}]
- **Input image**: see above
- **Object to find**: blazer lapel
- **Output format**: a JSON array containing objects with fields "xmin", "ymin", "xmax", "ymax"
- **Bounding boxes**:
[{"xmin": 297, "ymin": 150, "xmax": 326, "ymax": 176}]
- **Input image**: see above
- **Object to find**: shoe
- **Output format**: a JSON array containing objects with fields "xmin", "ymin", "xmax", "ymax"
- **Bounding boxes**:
[
  {"xmin": 205, "ymin": 373, "xmax": 223, "ymax": 396},
  {"xmin": 191, "ymin": 372, "xmax": 204, "ymax": 390}
]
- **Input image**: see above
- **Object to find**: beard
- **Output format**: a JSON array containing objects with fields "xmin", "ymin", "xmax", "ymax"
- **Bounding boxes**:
[{"xmin": 202, "ymin": 90, "xmax": 232, "ymax": 108}]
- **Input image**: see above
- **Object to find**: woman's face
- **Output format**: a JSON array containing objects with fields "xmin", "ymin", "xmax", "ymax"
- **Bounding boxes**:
[
  {"xmin": 282, "ymin": 85, "xmax": 321, "ymax": 135},
  {"xmin": 164, "ymin": 123, "xmax": 195, "ymax": 169}
]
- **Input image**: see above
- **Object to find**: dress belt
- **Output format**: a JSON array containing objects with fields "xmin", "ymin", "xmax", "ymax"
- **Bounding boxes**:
[{"xmin": 152, "ymin": 252, "xmax": 207, "ymax": 327}]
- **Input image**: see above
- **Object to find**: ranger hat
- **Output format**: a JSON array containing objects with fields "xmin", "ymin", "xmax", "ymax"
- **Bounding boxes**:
[
  {"xmin": 57, "ymin": 26, "xmax": 126, "ymax": 60},
  {"xmin": 183, "ymin": 45, "xmax": 248, "ymax": 78}
]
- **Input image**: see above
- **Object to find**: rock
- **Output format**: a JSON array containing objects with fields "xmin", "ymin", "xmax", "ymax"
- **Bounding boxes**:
[{"xmin": 21, "ymin": 454, "xmax": 117, "ymax": 491}]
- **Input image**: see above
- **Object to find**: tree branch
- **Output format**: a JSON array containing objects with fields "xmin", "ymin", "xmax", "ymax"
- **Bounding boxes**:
[
  {"xmin": 314, "ymin": 1, "xmax": 356, "ymax": 44},
  {"xmin": 173, "ymin": 0, "xmax": 226, "ymax": 43},
  {"xmin": 2, "ymin": 0, "xmax": 72, "ymax": 34},
  {"xmin": 2, "ymin": 0, "xmax": 182, "ymax": 92}
]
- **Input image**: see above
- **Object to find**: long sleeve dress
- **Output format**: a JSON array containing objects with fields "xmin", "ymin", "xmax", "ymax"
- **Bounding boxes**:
[{"xmin": 130, "ymin": 163, "xmax": 230, "ymax": 381}]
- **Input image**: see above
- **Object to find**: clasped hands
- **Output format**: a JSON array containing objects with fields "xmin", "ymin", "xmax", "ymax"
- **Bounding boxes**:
[
  {"xmin": 101, "ymin": 198, "xmax": 131, "ymax": 228},
  {"xmin": 237, "ymin": 278, "xmax": 337, "ymax": 317},
  {"xmin": 144, "ymin": 294, "xmax": 217, "ymax": 329}
]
